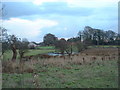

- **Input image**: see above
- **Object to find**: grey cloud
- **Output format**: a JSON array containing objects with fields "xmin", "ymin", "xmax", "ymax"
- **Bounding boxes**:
[{"xmin": 3, "ymin": 2, "xmax": 94, "ymax": 19}]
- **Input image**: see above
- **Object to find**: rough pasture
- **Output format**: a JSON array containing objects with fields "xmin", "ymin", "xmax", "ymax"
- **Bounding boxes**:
[
  {"xmin": 81, "ymin": 47, "xmax": 119, "ymax": 56},
  {"xmin": 2, "ymin": 47, "xmax": 118, "ymax": 73},
  {"xmin": 2, "ymin": 47, "xmax": 118, "ymax": 88},
  {"xmin": 30, "ymin": 47, "xmax": 119, "ymax": 64}
]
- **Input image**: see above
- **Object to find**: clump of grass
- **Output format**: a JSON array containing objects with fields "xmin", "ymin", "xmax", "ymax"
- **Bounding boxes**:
[
  {"xmin": 2, "ymin": 60, "xmax": 35, "ymax": 74},
  {"xmin": 2, "ymin": 60, "xmax": 19, "ymax": 73}
]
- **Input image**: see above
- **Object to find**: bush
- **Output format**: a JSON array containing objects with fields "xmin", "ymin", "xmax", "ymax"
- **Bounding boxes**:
[{"xmin": 76, "ymin": 42, "xmax": 88, "ymax": 52}]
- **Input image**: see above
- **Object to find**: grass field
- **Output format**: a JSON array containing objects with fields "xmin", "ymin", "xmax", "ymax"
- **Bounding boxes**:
[
  {"xmin": 2, "ymin": 46, "xmax": 118, "ymax": 88},
  {"xmin": 3, "ymin": 45, "xmax": 119, "ymax": 60},
  {"xmin": 36, "ymin": 46, "xmax": 55, "ymax": 50},
  {"xmin": 3, "ymin": 49, "xmax": 55, "ymax": 60},
  {"xmin": 3, "ymin": 45, "xmax": 77, "ymax": 60},
  {"xmin": 2, "ymin": 59, "xmax": 118, "ymax": 88}
]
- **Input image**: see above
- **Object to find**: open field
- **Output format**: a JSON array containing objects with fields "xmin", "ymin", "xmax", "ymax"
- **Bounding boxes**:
[
  {"xmin": 3, "ymin": 49, "xmax": 55, "ymax": 60},
  {"xmin": 2, "ymin": 1, "xmax": 119, "ymax": 88},
  {"xmin": 36, "ymin": 46, "xmax": 55, "ymax": 50},
  {"xmin": 2, "ymin": 60, "xmax": 118, "ymax": 88},
  {"xmin": 2, "ymin": 47, "xmax": 119, "ymax": 88},
  {"xmin": 3, "ymin": 45, "xmax": 119, "ymax": 60}
]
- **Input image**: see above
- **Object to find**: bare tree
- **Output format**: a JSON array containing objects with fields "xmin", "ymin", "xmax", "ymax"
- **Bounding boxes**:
[
  {"xmin": 76, "ymin": 41, "xmax": 87, "ymax": 52},
  {"xmin": 55, "ymin": 38, "xmax": 69, "ymax": 55},
  {"xmin": 9, "ymin": 35, "xmax": 18, "ymax": 61},
  {"xmin": 18, "ymin": 38, "xmax": 29, "ymax": 61}
]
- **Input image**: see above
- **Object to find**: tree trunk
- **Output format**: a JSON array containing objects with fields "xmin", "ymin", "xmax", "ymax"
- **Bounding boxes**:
[
  {"xmin": 65, "ymin": 49, "xmax": 71, "ymax": 56},
  {"xmin": 19, "ymin": 50, "xmax": 24, "ymax": 62},
  {"xmin": 11, "ymin": 44, "xmax": 17, "ymax": 61},
  {"xmin": 70, "ymin": 44, "xmax": 72, "ymax": 54}
]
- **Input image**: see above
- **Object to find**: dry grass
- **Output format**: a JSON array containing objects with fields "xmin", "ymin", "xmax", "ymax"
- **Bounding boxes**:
[
  {"xmin": 2, "ymin": 47, "xmax": 118, "ymax": 88},
  {"xmin": 2, "ymin": 47, "xmax": 118, "ymax": 74},
  {"xmin": 2, "ymin": 60, "xmax": 35, "ymax": 73}
]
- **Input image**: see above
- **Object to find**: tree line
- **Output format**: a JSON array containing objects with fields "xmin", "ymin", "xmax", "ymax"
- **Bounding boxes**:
[
  {"xmin": 43, "ymin": 26, "xmax": 120, "ymax": 46},
  {"xmin": 43, "ymin": 26, "xmax": 120, "ymax": 54},
  {"xmin": 1, "ymin": 26, "xmax": 120, "ymax": 60}
]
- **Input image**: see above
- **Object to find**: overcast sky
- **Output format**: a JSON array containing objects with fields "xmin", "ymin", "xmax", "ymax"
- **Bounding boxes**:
[{"xmin": 1, "ymin": 0, "xmax": 118, "ymax": 42}]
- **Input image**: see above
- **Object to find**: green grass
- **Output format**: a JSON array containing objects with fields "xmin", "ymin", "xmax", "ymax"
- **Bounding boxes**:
[
  {"xmin": 2, "ymin": 59, "xmax": 118, "ymax": 88},
  {"xmin": 3, "ymin": 45, "xmax": 78, "ymax": 60},
  {"xmin": 36, "ymin": 46, "xmax": 55, "ymax": 50},
  {"xmin": 3, "ymin": 45, "xmax": 119, "ymax": 60},
  {"xmin": 3, "ymin": 50, "xmax": 14, "ymax": 60},
  {"xmin": 25, "ymin": 49, "xmax": 55, "ymax": 56},
  {"xmin": 3, "ymin": 49, "xmax": 55, "ymax": 60}
]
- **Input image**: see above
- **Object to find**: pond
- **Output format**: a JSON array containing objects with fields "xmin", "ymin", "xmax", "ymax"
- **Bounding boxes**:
[
  {"xmin": 47, "ymin": 52, "xmax": 78, "ymax": 56},
  {"xmin": 47, "ymin": 53, "xmax": 67, "ymax": 56}
]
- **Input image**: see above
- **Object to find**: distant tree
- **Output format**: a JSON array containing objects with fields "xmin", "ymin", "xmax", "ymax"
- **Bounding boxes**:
[
  {"xmin": 76, "ymin": 41, "xmax": 87, "ymax": 52},
  {"xmin": 105, "ymin": 30, "xmax": 117, "ymax": 44},
  {"xmin": 67, "ymin": 37, "xmax": 80, "ymax": 42},
  {"xmin": 55, "ymin": 38, "xmax": 69, "ymax": 55},
  {"xmin": 82, "ymin": 26, "xmax": 93, "ymax": 41},
  {"xmin": 43, "ymin": 33, "xmax": 58, "ymax": 46},
  {"xmin": 77, "ymin": 26, "xmax": 119, "ymax": 45},
  {"xmin": 67, "ymin": 42, "xmax": 76, "ymax": 54}
]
